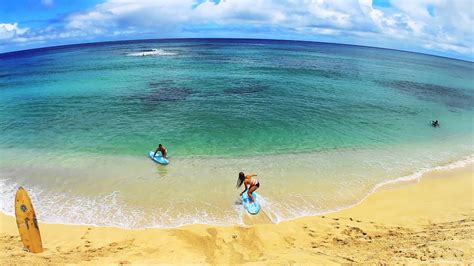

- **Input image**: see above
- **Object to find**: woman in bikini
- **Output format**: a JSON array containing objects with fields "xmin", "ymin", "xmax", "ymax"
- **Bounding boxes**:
[{"xmin": 236, "ymin": 172, "xmax": 260, "ymax": 203}]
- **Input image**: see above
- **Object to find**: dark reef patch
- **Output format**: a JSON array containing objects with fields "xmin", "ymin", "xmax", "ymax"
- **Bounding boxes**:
[
  {"xmin": 381, "ymin": 80, "xmax": 473, "ymax": 109},
  {"xmin": 129, "ymin": 82, "xmax": 194, "ymax": 107},
  {"xmin": 146, "ymin": 87, "xmax": 194, "ymax": 102}
]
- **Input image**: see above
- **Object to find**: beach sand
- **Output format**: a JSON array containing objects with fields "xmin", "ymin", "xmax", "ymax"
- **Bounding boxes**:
[{"xmin": 1, "ymin": 164, "xmax": 472, "ymax": 264}]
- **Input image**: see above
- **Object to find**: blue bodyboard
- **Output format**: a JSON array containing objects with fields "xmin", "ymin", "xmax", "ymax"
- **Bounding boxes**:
[
  {"xmin": 242, "ymin": 190, "xmax": 261, "ymax": 215},
  {"xmin": 149, "ymin": 151, "xmax": 169, "ymax": 165}
]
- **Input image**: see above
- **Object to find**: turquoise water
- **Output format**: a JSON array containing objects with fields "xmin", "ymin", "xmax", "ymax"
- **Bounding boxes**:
[{"xmin": 0, "ymin": 39, "xmax": 473, "ymax": 228}]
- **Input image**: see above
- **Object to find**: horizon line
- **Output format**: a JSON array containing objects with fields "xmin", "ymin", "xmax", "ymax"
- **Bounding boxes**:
[{"xmin": 0, "ymin": 37, "xmax": 472, "ymax": 63}]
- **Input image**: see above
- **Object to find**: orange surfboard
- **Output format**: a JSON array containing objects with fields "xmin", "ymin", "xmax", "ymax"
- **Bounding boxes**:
[{"xmin": 15, "ymin": 187, "xmax": 43, "ymax": 253}]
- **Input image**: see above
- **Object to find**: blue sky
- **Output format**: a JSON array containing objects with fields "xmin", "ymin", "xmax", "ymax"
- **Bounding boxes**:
[{"xmin": 0, "ymin": 0, "xmax": 472, "ymax": 61}]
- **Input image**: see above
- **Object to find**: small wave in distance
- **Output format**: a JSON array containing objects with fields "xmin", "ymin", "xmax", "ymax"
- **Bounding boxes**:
[{"xmin": 127, "ymin": 48, "xmax": 176, "ymax": 57}]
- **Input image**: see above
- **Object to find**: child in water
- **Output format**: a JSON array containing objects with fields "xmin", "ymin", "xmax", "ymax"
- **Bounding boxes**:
[
  {"xmin": 236, "ymin": 172, "xmax": 260, "ymax": 203},
  {"xmin": 153, "ymin": 144, "xmax": 168, "ymax": 158}
]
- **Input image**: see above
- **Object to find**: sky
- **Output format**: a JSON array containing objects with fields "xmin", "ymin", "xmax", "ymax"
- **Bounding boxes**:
[{"xmin": 0, "ymin": 0, "xmax": 472, "ymax": 61}]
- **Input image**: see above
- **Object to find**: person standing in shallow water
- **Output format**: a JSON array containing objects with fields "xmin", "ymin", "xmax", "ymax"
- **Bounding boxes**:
[
  {"xmin": 431, "ymin": 120, "xmax": 440, "ymax": 127},
  {"xmin": 153, "ymin": 144, "xmax": 168, "ymax": 158},
  {"xmin": 236, "ymin": 172, "xmax": 260, "ymax": 203}
]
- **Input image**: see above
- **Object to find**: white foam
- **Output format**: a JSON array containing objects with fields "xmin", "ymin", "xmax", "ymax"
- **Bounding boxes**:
[
  {"xmin": 0, "ymin": 177, "xmax": 244, "ymax": 229},
  {"xmin": 1, "ymin": 155, "xmax": 472, "ymax": 229},
  {"xmin": 257, "ymin": 194, "xmax": 282, "ymax": 224},
  {"xmin": 371, "ymin": 154, "xmax": 474, "ymax": 192},
  {"xmin": 0, "ymin": 178, "xmax": 17, "ymax": 216},
  {"xmin": 127, "ymin": 49, "xmax": 176, "ymax": 57}
]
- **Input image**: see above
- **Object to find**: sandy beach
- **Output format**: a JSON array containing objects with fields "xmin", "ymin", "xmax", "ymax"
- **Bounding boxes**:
[{"xmin": 1, "ymin": 163, "xmax": 472, "ymax": 264}]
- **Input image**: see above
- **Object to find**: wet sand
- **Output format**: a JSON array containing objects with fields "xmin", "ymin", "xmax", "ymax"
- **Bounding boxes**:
[{"xmin": 1, "ymin": 164, "xmax": 472, "ymax": 264}]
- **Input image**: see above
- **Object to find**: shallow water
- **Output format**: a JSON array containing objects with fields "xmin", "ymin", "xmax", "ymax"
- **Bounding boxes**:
[{"xmin": 0, "ymin": 39, "xmax": 473, "ymax": 228}]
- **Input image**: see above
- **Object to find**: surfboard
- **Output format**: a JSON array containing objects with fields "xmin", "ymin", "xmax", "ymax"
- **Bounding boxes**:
[
  {"xmin": 241, "ymin": 190, "xmax": 261, "ymax": 215},
  {"xmin": 149, "ymin": 151, "xmax": 169, "ymax": 165},
  {"xmin": 15, "ymin": 187, "xmax": 43, "ymax": 253}
]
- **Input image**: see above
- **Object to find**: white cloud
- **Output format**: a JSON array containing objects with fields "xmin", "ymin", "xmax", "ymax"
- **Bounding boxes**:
[
  {"xmin": 384, "ymin": 0, "xmax": 473, "ymax": 54},
  {"xmin": 0, "ymin": 23, "xmax": 29, "ymax": 40},
  {"xmin": 65, "ymin": 0, "xmax": 194, "ymax": 32},
  {"xmin": 2, "ymin": 0, "xmax": 473, "ymax": 58}
]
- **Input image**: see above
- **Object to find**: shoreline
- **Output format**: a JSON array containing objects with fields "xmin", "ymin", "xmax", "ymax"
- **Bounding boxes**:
[
  {"xmin": 1, "ymin": 151, "xmax": 472, "ymax": 230},
  {"xmin": 1, "ymin": 154, "xmax": 472, "ymax": 230},
  {"xmin": 1, "ymin": 163, "xmax": 472, "ymax": 263}
]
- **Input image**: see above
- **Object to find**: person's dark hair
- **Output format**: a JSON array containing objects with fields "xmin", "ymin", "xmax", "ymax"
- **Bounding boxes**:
[
  {"xmin": 159, "ymin": 144, "xmax": 162, "ymax": 147},
  {"xmin": 236, "ymin": 172, "xmax": 245, "ymax": 188}
]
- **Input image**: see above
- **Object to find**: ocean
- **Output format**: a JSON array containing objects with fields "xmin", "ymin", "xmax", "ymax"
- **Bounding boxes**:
[{"xmin": 0, "ymin": 39, "xmax": 472, "ymax": 228}]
